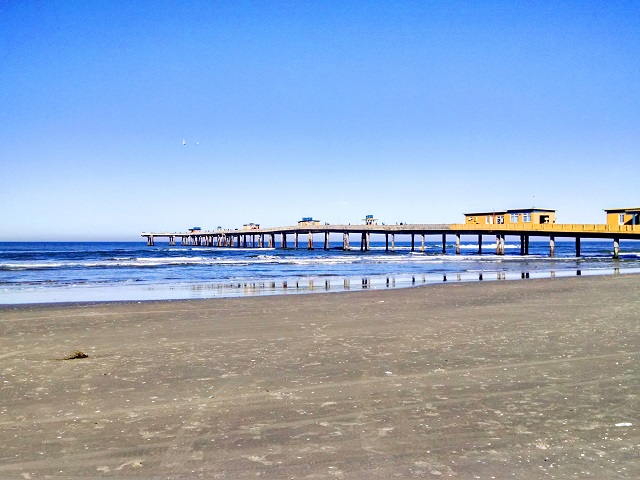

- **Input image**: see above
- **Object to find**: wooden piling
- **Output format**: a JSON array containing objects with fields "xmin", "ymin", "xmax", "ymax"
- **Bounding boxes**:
[
  {"xmin": 576, "ymin": 237, "xmax": 581, "ymax": 257},
  {"xmin": 308, "ymin": 232, "xmax": 314, "ymax": 250},
  {"xmin": 343, "ymin": 232, "xmax": 350, "ymax": 251},
  {"xmin": 455, "ymin": 233, "xmax": 460, "ymax": 255},
  {"xmin": 550, "ymin": 236, "xmax": 555, "ymax": 257},
  {"xmin": 613, "ymin": 237, "xmax": 620, "ymax": 259}
]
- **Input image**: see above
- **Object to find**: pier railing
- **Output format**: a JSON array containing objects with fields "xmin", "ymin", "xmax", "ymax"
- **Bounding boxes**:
[{"xmin": 451, "ymin": 223, "xmax": 640, "ymax": 234}]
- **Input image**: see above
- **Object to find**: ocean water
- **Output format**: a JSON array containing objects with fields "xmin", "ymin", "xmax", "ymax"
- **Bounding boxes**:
[{"xmin": 1, "ymin": 238, "xmax": 640, "ymax": 304}]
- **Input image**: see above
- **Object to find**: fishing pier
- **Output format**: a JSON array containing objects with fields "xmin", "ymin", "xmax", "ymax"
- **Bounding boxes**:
[{"xmin": 142, "ymin": 222, "xmax": 640, "ymax": 259}]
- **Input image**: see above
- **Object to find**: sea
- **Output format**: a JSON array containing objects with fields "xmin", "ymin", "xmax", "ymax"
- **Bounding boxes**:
[{"xmin": 1, "ymin": 238, "xmax": 640, "ymax": 305}]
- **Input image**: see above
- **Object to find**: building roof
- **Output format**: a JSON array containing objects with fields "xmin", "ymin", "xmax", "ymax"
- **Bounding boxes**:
[
  {"xmin": 604, "ymin": 207, "xmax": 640, "ymax": 213},
  {"xmin": 463, "ymin": 211, "xmax": 507, "ymax": 216},
  {"xmin": 505, "ymin": 208, "xmax": 556, "ymax": 213}
]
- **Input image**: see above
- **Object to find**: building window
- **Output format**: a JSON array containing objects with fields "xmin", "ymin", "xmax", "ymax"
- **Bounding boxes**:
[
  {"xmin": 496, "ymin": 215, "xmax": 504, "ymax": 224},
  {"xmin": 523, "ymin": 213, "xmax": 531, "ymax": 222},
  {"xmin": 486, "ymin": 216, "xmax": 493, "ymax": 224},
  {"xmin": 619, "ymin": 214, "xmax": 625, "ymax": 225},
  {"xmin": 510, "ymin": 213, "xmax": 519, "ymax": 223}
]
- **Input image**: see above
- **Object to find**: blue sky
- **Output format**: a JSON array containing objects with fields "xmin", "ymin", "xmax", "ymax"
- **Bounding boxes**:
[{"xmin": 1, "ymin": 1, "xmax": 639, "ymax": 240}]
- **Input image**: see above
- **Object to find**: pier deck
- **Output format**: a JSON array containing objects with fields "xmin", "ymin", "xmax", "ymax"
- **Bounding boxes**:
[{"xmin": 142, "ymin": 223, "xmax": 640, "ymax": 258}]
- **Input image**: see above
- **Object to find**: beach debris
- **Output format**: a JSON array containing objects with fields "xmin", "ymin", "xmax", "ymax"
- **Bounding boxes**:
[
  {"xmin": 385, "ymin": 371, "xmax": 393, "ymax": 376},
  {"xmin": 615, "ymin": 422, "xmax": 632, "ymax": 427},
  {"xmin": 62, "ymin": 350, "xmax": 89, "ymax": 360}
]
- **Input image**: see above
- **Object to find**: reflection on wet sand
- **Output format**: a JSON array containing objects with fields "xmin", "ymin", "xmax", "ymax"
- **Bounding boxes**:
[{"xmin": 177, "ymin": 267, "xmax": 627, "ymax": 299}]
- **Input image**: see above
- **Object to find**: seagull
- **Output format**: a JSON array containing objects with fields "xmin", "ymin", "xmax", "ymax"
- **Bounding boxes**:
[{"xmin": 182, "ymin": 139, "xmax": 186, "ymax": 145}]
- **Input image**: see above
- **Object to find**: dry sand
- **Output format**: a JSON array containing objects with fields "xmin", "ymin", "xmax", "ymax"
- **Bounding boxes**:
[{"xmin": 1, "ymin": 275, "xmax": 639, "ymax": 479}]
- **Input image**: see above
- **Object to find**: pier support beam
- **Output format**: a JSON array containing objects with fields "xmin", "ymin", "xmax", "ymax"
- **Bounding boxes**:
[
  {"xmin": 421, "ymin": 234, "xmax": 425, "ymax": 253},
  {"xmin": 442, "ymin": 234, "xmax": 446, "ymax": 254},
  {"xmin": 500, "ymin": 235, "xmax": 505, "ymax": 255},
  {"xmin": 385, "ymin": 234, "xmax": 389, "ymax": 252},
  {"xmin": 478, "ymin": 235, "xmax": 482, "ymax": 255},
  {"xmin": 525, "ymin": 236, "xmax": 529, "ymax": 255},
  {"xmin": 391, "ymin": 233, "xmax": 395, "ymax": 252},
  {"xmin": 359, "ymin": 232, "xmax": 370, "ymax": 252},
  {"xmin": 550, "ymin": 236, "xmax": 555, "ymax": 257},
  {"xmin": 343, "ymin": 233, "xmax": 350, "ymax": 251},
  {"xmin": 411, "ymin": 234, "xmax": 415, "ymax": 252},
  {"xmin": 576, "ymin": 237, "xmax": 581, "ymax": 257},
  {"xmin": 281, "ymin": 233, "xmax": 287, "ymax": 249},
  {"xmin": 294, "ymin": 233, "xmax": 299, "ymax": 249},
  {"xmin": 308, "ymin": 232, "xmax": 314, "ymax": 250},
  {"xmin": 520, "ymin": 235, "xmax": 525, "ymax": 256},
  {"xmin": 496, "ymin": 235, "xmax": 501, "ymax": 255},
  {"xmin": 455, "ymin": 233, "xmax": 461, "ymax": 255},
  {"xmin": 613, "ymin": 237, "xmax": 620, "ymax": 259},
  {"xmin": 324, "ymin": 231, "xmax": 330, "ymax": 250}
]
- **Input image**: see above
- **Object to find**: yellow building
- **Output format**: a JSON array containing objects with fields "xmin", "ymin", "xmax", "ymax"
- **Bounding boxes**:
[
  {"xmin": 464, "ymin": 208, "xmax": 556, "ymax": 226},
  {"xmin": 243, "ymin": 223, "xmax": 260, "ymax": 230},
  {"xmin": 604, "ymin": 207, "xmax": 640, "ymax": 226}
]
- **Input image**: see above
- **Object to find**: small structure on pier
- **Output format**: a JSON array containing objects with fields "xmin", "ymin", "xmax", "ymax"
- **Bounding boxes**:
[
  {"xmin": 464, "ymin": 208, "xmax": 556, "ymax": 226},
  {"xmin": 298, "ymin": 217, "xmax": 320, "ymax": 226},
  {"xmin": 363, "ymin": 214, "xmax": 378, "ymax": 225},
  {"xmin": 243, "ymin": 223, "xmax": 260, "ymax": 230},
  {"xmin": 188, "ymin": 227, "xmax": 202, "ymax": 233},
  {"xmin": 605, "ymin": 207, "xmax": 640, "ymax": 226}
]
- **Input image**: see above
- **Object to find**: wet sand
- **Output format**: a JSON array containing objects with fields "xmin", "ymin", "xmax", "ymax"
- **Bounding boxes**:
[{"xmin": 1, "ymin": 275, "xmax": 639, "ymax": 478}]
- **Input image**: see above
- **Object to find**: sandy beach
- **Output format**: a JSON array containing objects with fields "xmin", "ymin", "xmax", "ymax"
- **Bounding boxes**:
[{"xmin": 1, "ymin": 275, "xmax": 639, "ymax": 479}]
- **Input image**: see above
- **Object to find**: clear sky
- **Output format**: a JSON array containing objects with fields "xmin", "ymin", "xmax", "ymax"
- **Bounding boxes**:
[{"xmin": 1, "ymin": 1, "xmax": 639, "ymax": 241}]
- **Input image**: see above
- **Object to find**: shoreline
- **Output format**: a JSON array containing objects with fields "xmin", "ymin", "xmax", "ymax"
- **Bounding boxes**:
[
  {"xmin": 1, "ymin": 274, "xmax": 639, "ymax": 477},
  {"xmin": 2, "ymin": 263, "xmax": 640, "ymax": 308}
]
